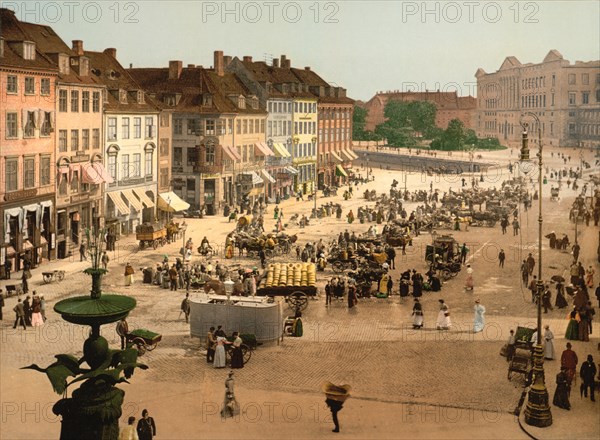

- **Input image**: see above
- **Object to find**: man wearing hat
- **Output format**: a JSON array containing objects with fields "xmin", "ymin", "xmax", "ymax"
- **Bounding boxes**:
[{"xmin": 579, "ymin": 355, "xmax": 597, "ymax": 401}]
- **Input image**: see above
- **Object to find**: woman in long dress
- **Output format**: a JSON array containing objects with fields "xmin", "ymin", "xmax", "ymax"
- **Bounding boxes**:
[
  {"xmin": 554, "ymin": 282, "xmax": 568, "ymax": 309},
  {"xmin": 585, "ymin": 266, "xmax": 595, "ymax": 288},
  {"xmin": 436, "ymin": 299, "xmax": 451, "ymax": 330},
  {"xmin": 213, "ymin": 336, "xmax": 230, "ymax": 368},
  {"xmin": 412, "ymin": 299, "xmax": 423, "ymax": 329},
  {"xmin": 230, "ymin": 332, "xmax": 244, "ymax": 369},
  {"xmin": 552, "ymin": 367, "xmax": 571, "ymax": 410},
  {"xmin": 221, "ymin": 372, "xmax": 240, "ymax": 418},
  {"xmin": 543, "ymin": 325, "xmax": 555, "ymax": 360},
  {"xmin": 465, "ymin": 265, "xmax": 474, "ymax": 291},
  {"xmin": 473, "ymin": 299, "xmax": 485, "ymax": 333},
  {"xmin": 564, "ymin": 308, "xmax": 579, "ymax": 340},
  {"xmin": 31, "ymin": 296, "xmax": 44, "ymax": 327}
]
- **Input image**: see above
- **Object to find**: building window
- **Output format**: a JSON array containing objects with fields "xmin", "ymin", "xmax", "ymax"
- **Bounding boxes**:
[
  {"xmin": 268, "ymin": 102, "xmax": 273, "ymax": 112},
  {"xmin": 82, "ymin": 91, "xmax": 90, "ymax": 112},
  {"xmin": 82, "ymin": 129, "xmax": 90, "ymax": 150},
  {"xmin": 243, "ymin": 120, "xmax": 248, "ymax": 134},
  {"xmin": 40, "ymin": 78, "xmax": 50, "ymax": 95},
  {"xmin": 92, "ymin": 92, "xmax": 100, "ymax": 112},
  {"xmin": 206, "ymin": 143, "xmax": 215, "ymax": 164},
  {"xmin": 6, "ymin": 158, "xmax": 18, "ymax": 192},
  {"xmin": 133, "ymin": 118, "xmax": 141, "ymax": 138},
  {"xmin": 160, "ymin": 167, "xmax": 169, "ymax": 188},
  {"xmin": 236, "ymin": 120, "xmax": 241, "ymax": 134},
  {"xmin": 7, "ymin": 75, "xmax": 18, "ymax": 93},
  {"xmin": 24, "ymin": 157, "xmax": 35, "ymax": 189},
  {"xmin": 58, "ymin": 130, "xmax": 67, "ymax": 151},
  {"xmin": 122, "ymin": 154, "xmax": 130, "ymax": 179},
  {"xmin": 268, "ymin": 121, "xmax": 272, "ymax": 137},
  {"xmin": 92, "ymin": 129, "xmax": 100, "ymax": 148},
  {"xmin": 122, "ymin": 117, "xmax": 130, "ymax": 139},
  {"xmin": 40, "ymin": 111, "xmax": 52, "ymax": 136},
  {"xmin": 569, "ymin": 123, "xmax": 576, "ymax": 135},
  {"xmin": 217, "ymin": 119, "xmax": 225, "ymax": 135},
  {"xmin": 71, "ymin": 129, "xmax": 79, "ymax": 151},
  {"xmin": 59, "ymin": 90, "xmax": 68, "ymax": 112},
  {"xmin": 145, "ymin": 117, "xmax": 154, "ymax": 138},
  {"xmin": 133, "ymin": 153, "xmax": 141, "ymax": 177},
  {"xmin": 71, "ymin": 90, "xmax": 79, "ymax": 112},
  {"xmin": 24, "ymin": 77, "xmax": 35, "ymax": 94},
  {"xmin": 145, "ymin": 151, "xmax": 153, "ymax": 176},
  {"xmin": 206, "ymin": 119, "xmax": 215, "ymax": 135},
  {"xmin": 596, "ymin": 89, "xmax": 600, "ymax": 102},
  {"xmin": 40, "ymin": 156, "xmax": 51, "ymax": 186},
  {"xmin": 582, "ymin": 92, "xmax": 589, "ymax": 104},
  {"xmin": 568, "ymin": 73, "xmax": 576, "ymax": 85},
  {"xmin": 187, "ymin": 119, "xmax": 201, "ymax": 136},
  {"xmin": 242, "ymin": 145, "xmax": 247, "ymax": 162},
  {"xmin": 23, "ymin": 111, "xmax": 35, "ymax": 137},
  {"xmin": 107, "ymin": 117, "xmax": 117, "ymax": 140},
  {"xmin": 568, "ymin": 93, "xmax": 576, "ymax": 106},
  {"xmin": 228, "ymin": 119, "xmax": 233, "ymax": 134},
  {"xmin": 108, "ymin": 154, "xmax": 117, "ymax": 181},
  {"xmin": 174, "ymin": 119, "xmax": 183, "ymax": 135},
  {"xmin": 173, "ymin": 147, "xmax": 183, "ymax": 167}
]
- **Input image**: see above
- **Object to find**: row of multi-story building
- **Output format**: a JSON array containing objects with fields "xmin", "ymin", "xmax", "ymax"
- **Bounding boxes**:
[{"xmin": 0, "ymin": 8, "xmax": 355, "ymax": 275}]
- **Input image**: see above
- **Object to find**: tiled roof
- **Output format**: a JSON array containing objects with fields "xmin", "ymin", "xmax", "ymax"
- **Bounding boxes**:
[
  {"xmin": 369, "ymin": 91, "xmax": 474, "ymax": 110},
  {"xmin": 84, "ymin": 50, "xmax": 159, "ymax": 113}
]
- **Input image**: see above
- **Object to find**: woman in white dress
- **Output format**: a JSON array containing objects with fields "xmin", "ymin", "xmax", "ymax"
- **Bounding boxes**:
[
  {"xmin": 473, "ymin": 299, "xmax": 485, "ymax": 333},
  {"xmin": 543, "ymin": 325, "xmax": 555, "ymax": 360},
  {"xmin": 213, "ymin": 336, "xmax": 230, "ymax": 368},
  {"xmin": 436, "ymin": 299, "xmax": 451, "ymax": 330}
]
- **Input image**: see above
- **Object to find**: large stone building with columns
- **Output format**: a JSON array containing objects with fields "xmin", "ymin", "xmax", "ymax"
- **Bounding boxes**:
[{"xmin": 476, "ymin": 50, "xmax": 600, "ymax": 148}]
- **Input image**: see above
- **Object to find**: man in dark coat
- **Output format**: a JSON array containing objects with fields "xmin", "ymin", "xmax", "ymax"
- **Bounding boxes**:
[
  {"xmin": 386, "ymin": 246, "xmax": 396, "ymax": 270},
  {"xmin": 23, "ymin": 295, "xmax": 32, "ymax": 326},
  {"xmin": 12, "ymin": 299, "xmax": 26, "ymax": 330},
  {"xmin": 579, "ymin": 355, "xmax": 597, "ymax": 401},
  {"xmin": 136, "ymin": 409, "xmax": 157, "ymax": 440},
  {"xmin": 411, "ymin": 270, "xmax": 423, "ymax": 297}
]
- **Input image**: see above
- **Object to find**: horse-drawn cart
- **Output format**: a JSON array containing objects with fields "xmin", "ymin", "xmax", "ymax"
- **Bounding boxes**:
[
  {"xmin": 507, "ymin": 327, "xmax": 534, "ymax": 382},
  {"xmin": 136, "ymin": 224, "xmax": 167, "ymax": 250},
  {"xmin": 256, "ymin": 262, "xmax": 318, "ymax": 311},
  {"xmin": 126, "ymin": 328, "xmax": 162, "ymax": 355}
]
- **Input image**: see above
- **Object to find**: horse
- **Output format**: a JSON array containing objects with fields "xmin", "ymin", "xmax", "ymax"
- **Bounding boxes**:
[{"xmin": 203, "ymin": 278, "xmax": 226, "ymax": 296}]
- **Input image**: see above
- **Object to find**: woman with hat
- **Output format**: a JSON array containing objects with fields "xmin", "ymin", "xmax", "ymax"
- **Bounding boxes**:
[
  {"xmin": 436, "ymin": 299, "xmax": 451, "ymax": 330},
  {"xmin": 412, "ymin": 299, "xmax": 424, "ymax": 329},
  {"xmin": 473, "ymin": 299, "xmax": 485, "ymax": 333}
]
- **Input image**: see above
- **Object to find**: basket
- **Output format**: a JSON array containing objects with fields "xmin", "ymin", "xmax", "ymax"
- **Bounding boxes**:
[{"xmin": 321, "ymin": 382, "xmax": 351, "ymax": 402}]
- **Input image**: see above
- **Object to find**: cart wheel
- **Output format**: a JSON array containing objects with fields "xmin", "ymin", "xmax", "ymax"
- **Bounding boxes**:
[
  {"xmin": 56, "ymin": 271, "xmax": 65, "ymax": 282},
  {"xmin": 265, "ymin": 249, "xmax": 274, "ymax": 259},
  {"xmin": 139, "ymin": 241, "xmax": 145, "ymax": 250},
  {"xmin": 241, "ymin": 344, "xmax": 252, "ymax": 364},
  {"xmin": 287, "ymin": 291, "xmax": 308, "ymax": 311},
  {"xmin": 152, "ymin": 240, "xmax": 159, "ymax": 250},
  {"xmin": 441, "ymin": 269, "xmax": 451, "ymax": 281},
  {"xmin": 132, "ymin": 337, "xmax": 146, "ymax": 355},
  {"xmin": 332, "ymin": 261, "xmax": 345, "ymax": 273},
  {"xmin": 146, "ymin": 342, "xmax": 158, "ymax": 352},
  {"xmin": 42, "ymin": 275, "xmax": 52, "ymax": 284}
]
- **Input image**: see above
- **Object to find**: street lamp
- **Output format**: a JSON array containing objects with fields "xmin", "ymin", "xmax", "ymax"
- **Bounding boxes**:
[
  {"xmin": 572, "ymin": 208, "xmax": 578, "ymax": 245},
  {"xmin": 519, "ymin": 113, "xmax": 552, "ymax": 428},
  {"xmin": 312, "ymin": 136, "xmax": 318, "ymax": 216}
]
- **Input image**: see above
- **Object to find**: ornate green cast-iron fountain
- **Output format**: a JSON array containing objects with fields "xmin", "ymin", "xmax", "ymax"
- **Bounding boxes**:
[{"xmin": 23, "ymin": 228, "xmax": 145, "ymax": 439}]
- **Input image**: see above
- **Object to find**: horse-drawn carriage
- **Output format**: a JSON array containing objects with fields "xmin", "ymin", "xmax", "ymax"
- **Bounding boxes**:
[
  {"xmin": 256, "ymin": 262, "xmax": 318, "ymax": 311},
  {"xmin": 234, "ymin": 232, "xmax": 296, "ymax": 258},
  {"xmin": 470, "ymin": 211, "xmax": 499, "ymax": 227},
  {"xmin": 507, "ymin": 327, "xmax": 535, "ymax": 382},
  {"xmin": 136, "ymin": 224, "xmax": 167, "ymax": 250}
]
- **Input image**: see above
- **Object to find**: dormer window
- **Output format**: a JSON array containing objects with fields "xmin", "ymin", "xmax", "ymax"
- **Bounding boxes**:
[
  {"xmin": 281, "ymin": 84, "xmax": 288, "ymax": 93},
  {"xmin": 23, "ymin": 42, "xmax": 35, "ymax": 60},
  {"xmin": 137, "ymin": 90, "xmax": 144, "ymax": 104},
  {"xmin": 250, "ymin": 96, "xmax": 259, "ymax": 110},
  {"xmin": 164, "ymin": 95, "xmax": 176, "ymax": 106},
  {"xmin": 119, "ymin": 89, "xmax": 127, "ymax": 104},
  {"xmin": 202, "ymin": 94, "xmax": 213, "ymax": 107},
  {"xmin": 238, "ymin": 96, "xmax": 246, "ymax": 109}
]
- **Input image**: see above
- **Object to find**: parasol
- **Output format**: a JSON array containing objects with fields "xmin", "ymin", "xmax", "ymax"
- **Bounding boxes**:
[{"xmin": 551, "ymin": 275, "xmax": 565, "ymax": 283}]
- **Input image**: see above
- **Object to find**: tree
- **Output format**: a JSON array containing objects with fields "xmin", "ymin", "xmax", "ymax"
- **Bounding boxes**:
[
  {"xmin": 406, "ymin": 101, "xmax": 437, "ymax": 138},
  {"xmin": 442, "ymin": 119, "xmax": 466, "ymax": 150},
  {"xmin": 352, "ymin": 106, "xmax": 368, "ymax": 140}
]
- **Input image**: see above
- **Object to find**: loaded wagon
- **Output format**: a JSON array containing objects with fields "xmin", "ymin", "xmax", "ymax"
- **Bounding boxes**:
[
  {"xmin": 136, "ymin": 224, "xmax": 167, "ymax": 250},
  {"xmin": 507, "ymin": 326, "xmax": 535, "ymax": 382},
  {"xmin": 256, "ymin": 262, "xmax": 318, "ymax": 311}
]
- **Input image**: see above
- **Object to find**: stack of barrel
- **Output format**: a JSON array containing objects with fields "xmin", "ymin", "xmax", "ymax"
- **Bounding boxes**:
[{"xmin": 264, "ymin": 263, "xmax": 316, "ymax": 288}]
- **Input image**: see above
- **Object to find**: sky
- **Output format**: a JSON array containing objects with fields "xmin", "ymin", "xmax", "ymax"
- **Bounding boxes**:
[{"xmin": 4, "ymin": 1, "xmax": 599, "ymax": 101}]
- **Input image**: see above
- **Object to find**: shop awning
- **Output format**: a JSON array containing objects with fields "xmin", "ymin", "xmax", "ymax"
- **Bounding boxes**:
[
  {"xmin": 133, "ymin": 188, "xmax": 155, "ymax": 208},
  {"xmin": 284, "ymin": 166, "xmax": 299, "ymax": 175},
  {"xmin": 89, "ymin": 162, "xmax": 114, "ymax": 184},
  {"xmin": 273, "ymin": 143, "xmax": 291, "ymax": 158},
  {"xmin": 242, "ymin": 171, "xmax": 263, "ymax": 185},
  {"xmin": 339, "ymin": 150, "xmax": 353, "ymax": 161},
  {"xmin": 347, "ymin": 149, "xmax": 359, "ymax": 160},
  {"xmin": 254, "ymin": 142, "xmax": 275, "ymax": 156},
  {"xmin": 107, "ymin": 191, "xmax": 130, "ymax": 216},
  {"xmin": 330, "ymin": 151, "xmax": 344, "ymax": 163},
  {"xmin": 121, "ymin": 189, "xmax": 144, "ymax": 212},
  {"xmin": 22, "ymin": 240, "xmax": 33, "ymax": 251},
  {"xmin": 158, "ymin": 191, "xmax": 190, "ymax": 213},
  {"xmin": 222, "ymin": 145, "xmax": 241, "ymax": 161},
  {"xmin": 336, "ymin": 165, "xmax": 348, "ymax": 177},
  {"xmin": 248, "ymin": 187, "xmax": 263, "ymax": 196},
  {"xmin": 261, "ymin": 169, "xmax": 276, "ymax": 184}
]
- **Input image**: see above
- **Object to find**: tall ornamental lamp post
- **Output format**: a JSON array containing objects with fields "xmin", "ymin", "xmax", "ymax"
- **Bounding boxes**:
[
  {"xmin": 312, "ymin": 137, "xmax": 318, "ymax": 216},
  {"xmin": 22, "ymin": 227, "xmax": 145, "ymax": 439},
  {"xmin": 520, "ymin": 113, "xmax": 553, "ymax": 427}
]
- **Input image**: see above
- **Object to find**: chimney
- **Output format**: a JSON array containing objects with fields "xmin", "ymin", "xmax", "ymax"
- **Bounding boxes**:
[
  {"xmin": 104, "ymin": 48, "xmax": 117, "ymax": 58},
  {"xmin": 282, "ymin": 58, "xmax": 291, "ymax": 69},
  {"xmin": 129, "ymin": 63, "xmax": 133, "ymax": 69},
  {"xmin": 223, "ymin": 55, "xmax": 232, "ymax": 67},
  {"xmin": 243, "ymin": 55, "xmax": 252, "ymax": 63},
  {"xmin": 280, "ymin": 55, "xmax": 286, "ymax": 66},
  {"xmin": 214, "ymin": 50, "xmax": 224, "ymax": 76},
  {"xmin": 188, "ymin": 64, "xmax": 195, "ymax": 68},
  {"xmin": 272, "ymin": 58, "xmax": 279, "ymax": 68},
  {"xmin": 72, "ymin": 40, "xmax": 84, "ymax": 56},
  {"xmin": 169, "ymin": 60, "xmax": 183, "ymax": 79},
  {"xmin": 304, "ymin": 66, "xmax": 311, "ymax": 71}
]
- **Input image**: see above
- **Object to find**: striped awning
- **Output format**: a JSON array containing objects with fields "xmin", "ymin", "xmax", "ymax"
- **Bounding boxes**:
[
  {"xmin": 222, "ymin": 145, "xmax": 241, "ymax": 161},
  {"xmin": 330, "ymin": 151, "xmax": 344, "ymax": 163},
  {"xmin": 133, "ymin": 188, "xmax": 155, "ymax": 208},
  {"xmin": 339, "ymin": 150, "xmax": 353, "ymax": 161},
  {"xmin": 273, "ymin": 143, "xmax": 291, "ymax": 158},
  {"xmin": 242, "ymin": 171, "xmax": 264, "ymax": 185},
  {"xmin": 336, "ymin": 165, "xmax": 348, "ymax": 177},
  {"xmin": 107, "ymin": 191, "xmax": 129, "ymax": 216},
  {"xmin": 121, "ymin": 189, "xmax": 144, "ymax": 212},
  {"xmin": 347, "ymin": 149, "xmax": 359, "ymax": 160},
  {"xmin": 254, "ymin": 142, "xmax": 275, "ymax": 156},
  {"xmin": 284, "ymin": 166, "xmax": 299, "ymax": 175},
  {"xmin": 261, "ymin": 169, "xmax": 276, "ymax": 183},
  {"xmin": 158, "ymin": 191, "xmax": 190, "ymax": 213}
]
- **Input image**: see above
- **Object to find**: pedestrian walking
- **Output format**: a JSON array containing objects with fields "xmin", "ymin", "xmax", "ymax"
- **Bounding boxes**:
[
  {"xmin": 23, "ymin": 295, "xmax": 32, "ymax": 326},
  {"xmin": 436, "ymin": 299, "xmax": 451, "ymax": 330},
  {"xmin": 347, "ymin": 280, "xmax": 357, "ymax": 309},
  {"xmin": 325, "ymin": 280, "xmax": 333, "ymax": 306},
  {"xmin": 322, "ymin": 382, "xmax": 350, "ymax": 433},
  {"xmin": 579, "ymin": 355, "xmax": 597, "ymax": 401},
  {"xmin": 465, "ymin": 264, "xmax": 474, "ymax": 291},
  {"xmin": 12, "ymin": 299, "xmax": 27, "ymax": 330},
  {"xmin": 460, "ymin": 243, "xmax": 468, "ymax": 264},
  {"xmin": 79, "ymin": 242, "xmax": 86, "ymax": 261},
  {"xmin": 473, "ymin": 299, "xmax": 485, "ymax": 333},
  {"xmin": 552, "ymin": 367, "xmax": 571, "ymax": 410},
  {"xmin": 118, "ymin": 416, "xmax": 137, "ymax": 440},
  {"xmin": 168, "ymin": 264, "xmax": 178, "ymax": 291},
  {"xmin": 21, "ymin": 269, "xmax": 29, "ymax": 294},
  {"xmin": 526, "ymin": 253, "xmax": 535, "ymax": 275},
  {"xmin": 136, "ymin": 409, "xmax": 156, "ymax": 440},
  {"xmin": 116, "ymin": 317, "xmax": 129, "ymax": 350},
  {"xmin": 498, "ymin": 249, "xmax": 505, "ymax": 268},
  {"xmin": 560, "ymin": 342, "xmax": 578, "ymax": 386},
  {"xmin": 4, "ymin": 259, "xmax": 12, "ymax": 279},
  {"xmin": 0, "ymin": 289, "xmax": 4, "ymax": 320},
  {"xmin": 124, "ymin": 263, "xmax": 135, "ymax": 286},
  {"xmin": 544, "ymin": 325, "xmax": 555, "ymax": 360},
  {"xmin": 101, "ymin": 252, "xmax": 109, "ymax": 269},
  {"xmin": 512, "ymin": 218, "xmax": 520, "ymax": 236},
  {"xmin": 412, "ymin": 298, "xmax": 424, "ymax": 329},
  {"xmin": 31, "ymin": 294, "xmax": 44, "ymax": 327},
  {"xmin": 542, "ymin": 285, "xmax": 554, "ymax": 313},
  {"xmin": 206, "ymin": 327, "xmax": 216, "ymax": 363},
  {"xmin": 221, "ymin": 371, "xmax": 240, "ymax": 418},
  {"xmin": 180, "ymin": 293, "xmax": 190, "ymax": 323}
]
